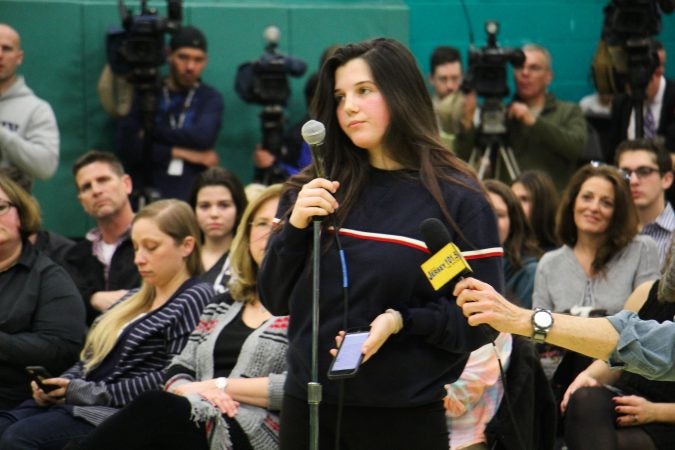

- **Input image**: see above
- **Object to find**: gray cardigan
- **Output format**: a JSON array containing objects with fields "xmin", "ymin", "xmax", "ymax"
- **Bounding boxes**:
[
  {"xmin": 165, "ymin": 299, "xmax": 288, "ymax": 450},
  {"xmin": 533, "ymin": 235, "xmax": 660, "ymax": 314}
]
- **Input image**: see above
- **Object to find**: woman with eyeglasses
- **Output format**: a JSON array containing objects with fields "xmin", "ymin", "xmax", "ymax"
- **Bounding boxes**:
[
  {"xmin": 70, "ymin": 184, "xmax": 287, "ymax": 450},
  {"xmin": 0, "ymin": 199, "xmax": 213, "ymax": 449},
  {"xmin": 188, "ymin": 167, "xmax": 248, "ymax": 293},
  {"xmin": 0, "ymin": 175, "xmax": 85, "ymax": 410}
]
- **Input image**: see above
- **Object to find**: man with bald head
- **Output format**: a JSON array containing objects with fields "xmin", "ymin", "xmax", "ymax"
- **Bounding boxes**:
[{"xmin": 0, "ymin": 24, "xmax": 59, "ymax": 180}]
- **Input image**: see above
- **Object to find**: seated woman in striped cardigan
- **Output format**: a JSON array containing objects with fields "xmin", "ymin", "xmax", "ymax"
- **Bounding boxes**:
[
  {"xmin": 73, "ymin": 183, "xmax": 287, "ymax": 450},
  {"xmin": 0, "ymin": 199, "xmax": 214, "ymax": 450}
]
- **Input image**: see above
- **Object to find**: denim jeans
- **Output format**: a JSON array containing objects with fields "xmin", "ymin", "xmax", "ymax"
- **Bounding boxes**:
[{"xmin": 0, "ymin": 401, "xmax": 95, "ymax": 450}]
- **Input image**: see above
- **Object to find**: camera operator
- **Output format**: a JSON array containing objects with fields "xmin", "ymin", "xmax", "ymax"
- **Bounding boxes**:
[
  {"xmin": 457, "ymin": 44, "xmax": 587, "ymax": 191},
  {"xmin": 116, "ymin": 25, "xmax": 224, "ymax": 201},
  {"xmin": 606, "ymin": 42, "xmax": 675, "ymax": 163}
]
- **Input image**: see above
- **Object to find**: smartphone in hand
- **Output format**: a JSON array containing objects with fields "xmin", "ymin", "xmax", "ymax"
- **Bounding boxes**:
[
  {"xmin": 25, "ymin": 366, "xmax": 59, "ymax": 393},
  {"xmin": 327, "ymin": 328, "xmax": 370, "ymax": 380}
]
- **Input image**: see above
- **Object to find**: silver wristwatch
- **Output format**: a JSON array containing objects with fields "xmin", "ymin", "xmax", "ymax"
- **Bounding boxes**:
[{"xmin": 531, "ymin": 308, "xmax": 554, "ymax": 343}]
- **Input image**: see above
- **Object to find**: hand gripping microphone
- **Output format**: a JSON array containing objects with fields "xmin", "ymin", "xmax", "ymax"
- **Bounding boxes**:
[
  {"xmin": 419, "ymin": 218, "xmax": 473, "ymax": 291},
  {"xmin": 301, "ymin": 119, "xmax": 327, "ymax": 178}
]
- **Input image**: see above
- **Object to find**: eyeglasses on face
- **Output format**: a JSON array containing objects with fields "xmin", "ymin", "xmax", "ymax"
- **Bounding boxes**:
[
  {"xmin": 619, "ymin": 166, "xmax": 661, "ymax": 180},
  {"xmin": 514, "ymin": 64, "xmax": 547, "ymax": 74},
  {"xmin": 0, "ymin": 200, "xmax": 16, "ymax": 216},
  {"xmin": 249, "ymin": 219, "xmax": 274, "ymax": 232}
]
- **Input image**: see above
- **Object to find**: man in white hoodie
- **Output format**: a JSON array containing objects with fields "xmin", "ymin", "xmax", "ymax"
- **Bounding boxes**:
[{"xmin": 0, "ymin": 23, "xmax": 58, "ymax": 180}]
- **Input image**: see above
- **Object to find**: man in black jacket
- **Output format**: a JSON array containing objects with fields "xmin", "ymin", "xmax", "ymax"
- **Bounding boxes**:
[
  {"xmin": 605, "ymin": 43, "xmax": 675, "ymax": 162},
  {"xmin": 64, "ymin": 151, "xmax": 140, "ymax": 325}
]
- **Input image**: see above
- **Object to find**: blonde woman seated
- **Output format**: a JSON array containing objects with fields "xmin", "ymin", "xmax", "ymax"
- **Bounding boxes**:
[
  {"xmin": 0, "ymin": 200, "xmax": 214, "ymax": 449},
  {"xmin": 74, "ymin": 184, "xmax": 287, "ymax": 450}
]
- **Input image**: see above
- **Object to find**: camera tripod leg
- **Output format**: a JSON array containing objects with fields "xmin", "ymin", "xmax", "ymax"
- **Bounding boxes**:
[
  {"xmin": 498, "ymin": 145, "xmax": 521, "ymax": 182},
  {"xmin": 477, "ymin": 147, "xmax": 492, "ymax": 180}
]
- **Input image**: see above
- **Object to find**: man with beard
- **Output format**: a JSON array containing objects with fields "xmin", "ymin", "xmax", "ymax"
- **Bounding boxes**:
[{"xmin": 117, "ymin": 25, "xmax": 223, "ymax": 201}]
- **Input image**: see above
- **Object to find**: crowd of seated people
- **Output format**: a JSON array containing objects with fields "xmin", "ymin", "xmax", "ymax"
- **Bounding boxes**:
[
  {"xmin": 0, "ymin": 199, "xmax": 214, "ymax": 449},
  {"xmin": 73, "ymin": 183, "xmax": 286, "ymax": 450},
  {"xmin": 6, "ymin": 15, "xmax": 675, "ymax": 449}
]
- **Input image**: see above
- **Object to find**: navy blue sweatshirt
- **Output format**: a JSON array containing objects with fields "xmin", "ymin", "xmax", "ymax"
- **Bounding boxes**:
[{"xmin": 258, "ymin": 167, "xmax": 504, "ymax": 407}]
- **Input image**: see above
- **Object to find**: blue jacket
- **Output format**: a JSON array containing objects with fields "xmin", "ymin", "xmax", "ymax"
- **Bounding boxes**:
[{"xmin": 116, "ymin": 82, "xmax": 224, "ymax": 200}]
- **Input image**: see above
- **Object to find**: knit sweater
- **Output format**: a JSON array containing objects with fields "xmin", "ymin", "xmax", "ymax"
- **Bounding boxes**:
[
  {"xmin": 165, "ymin": 297, "xmax": 288, "ymax": 450},
  {"xmin": 259, "ymin": 166, "xmax": 504, "ymax": 408},
  {"xmin": 0, "ymin": 75, "xmax": 59, "ymax": 179},
  {"xmin": 60, "ymin": 279, "xmax": 214, "ymax": 425},
  {"xmin": 533, "ymin": 235, "xmax": 660, "ymax": 314}
]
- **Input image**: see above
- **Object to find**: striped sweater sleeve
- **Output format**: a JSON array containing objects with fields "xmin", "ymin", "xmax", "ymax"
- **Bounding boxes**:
[{"xmin": 65, "ymin": 284, "xmax": 213, "ymax": 407}]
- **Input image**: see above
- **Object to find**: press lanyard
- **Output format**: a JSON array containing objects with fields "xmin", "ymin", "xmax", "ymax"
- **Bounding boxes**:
[
  {"xmin": 163, "ymin": 83, "xmax": 199, "ymax": 176},
  {"xmin": 163, "ymin": 84, "xmax": 198, "ymax": 130}
]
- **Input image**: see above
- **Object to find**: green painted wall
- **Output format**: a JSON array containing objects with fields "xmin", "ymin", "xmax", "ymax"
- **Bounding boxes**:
[
  {"xmin": 1, "ymin": 0, "xmax": 674, "ymax": 237},
  {"xmin": 409, "ymin": 0, "xmax": 675, "ymax": 102},
  {"xmin": 0, "ymin": 0, "xmax": 407, "ymax": 236}
]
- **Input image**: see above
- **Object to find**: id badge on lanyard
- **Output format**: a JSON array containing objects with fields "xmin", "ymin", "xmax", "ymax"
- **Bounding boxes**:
[{"xmin": 165, "ymin": 85, "xmax": 197, "ymax": 176}]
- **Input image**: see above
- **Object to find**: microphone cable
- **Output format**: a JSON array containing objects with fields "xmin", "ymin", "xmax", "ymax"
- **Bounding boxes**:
[
  {"xmin": 459, "ymin": 0, "xmax": 476, "ymax": 47},
  {"xmin": 325, "ymin": 214, "xmax": 350, "ymax": 450}
]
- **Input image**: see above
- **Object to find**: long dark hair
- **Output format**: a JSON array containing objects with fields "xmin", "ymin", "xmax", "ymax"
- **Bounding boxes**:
[
  {"xmin": 288, "ymin": 38, "xmax": 480, "ymax": 236},
  {"xmin": 557, "ymin": 164, "xmax": 638, "ymax": 275},
  {"xmin": 512, "ymin": 170, "xmax": 560, "ymax": 250},
  {"xmin": 484, "ymin": 180, "xmax": 542, "ymax": 270},
  {"xmin": 187, "ymin": 167, "xmax": 248, "ymax": 237}
]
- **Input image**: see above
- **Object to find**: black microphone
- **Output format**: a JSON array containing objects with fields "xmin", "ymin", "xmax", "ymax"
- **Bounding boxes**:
[
  {"xmin": 419, "ymin": 218, "xmax": 473, "ymax": 290},
  {"xmin": 301, "ymin": 119, "xmax": 326, "ymax": 179},
  {"xmin": 420, "ymin": 218, "xmax": 497, "ymax": 344}
]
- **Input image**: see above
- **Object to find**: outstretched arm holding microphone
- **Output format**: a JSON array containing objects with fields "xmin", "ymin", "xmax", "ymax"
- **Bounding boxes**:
[{"xmin": 454, "ymin": 277, "xmax": 675, "ymax": 381}]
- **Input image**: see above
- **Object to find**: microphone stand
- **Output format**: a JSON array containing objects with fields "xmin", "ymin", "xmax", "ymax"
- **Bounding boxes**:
[
  {"xmin": 308, "ymin": 217, "xmax": 323, "ymax": 450},
  {"xmin": 301, "ymin": 120, "xmax": 328, "ymax": 450}
]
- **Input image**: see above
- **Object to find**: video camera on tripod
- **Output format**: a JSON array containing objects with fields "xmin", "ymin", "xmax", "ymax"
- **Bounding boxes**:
[
  {"xmin": 235, "ymin": 26, "xmax": 307, "ymax": 184},
  {"xmin": 593, "ymin": 0, "xmax": 674, "ymax": 137},
  {"xmin": 106, "ymin": 0, "xmax": 182, "ymax": 205},
  {"xmin": 106, "ymin": 0, "xmax": 181, "ymax": 90},
  {"xmin": 465, "ymin": 21, "xmax": 525, "ymax": 180}
]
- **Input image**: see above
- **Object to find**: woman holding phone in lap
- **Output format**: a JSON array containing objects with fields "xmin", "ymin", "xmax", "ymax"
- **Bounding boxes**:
[
  {"xmin": 0, "ymin": 200, "xmax": 213, "ymax": 449},
  {"xmin": 258, "ymin": 38, "xmax": 503, "ymax": 449}
]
